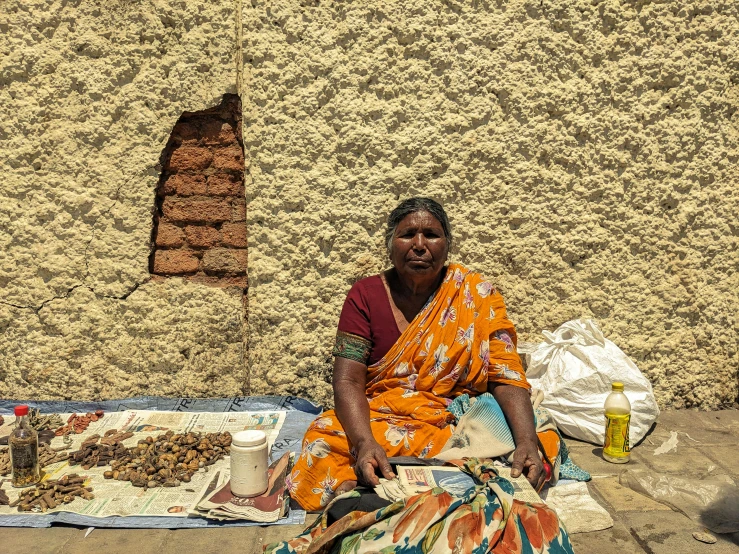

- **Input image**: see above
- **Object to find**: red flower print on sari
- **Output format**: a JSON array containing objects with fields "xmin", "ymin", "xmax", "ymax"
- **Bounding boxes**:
[
  {"xmin": 392, "ymin": 489, "xmax": 453, "ymax": 542},
  {"xmin": 513, "ymin": 501, "xmax": 561, "ymax": 550},
  {"xmin": 446, "ymin": 500, "xmax": 486, "ymax": 553}
]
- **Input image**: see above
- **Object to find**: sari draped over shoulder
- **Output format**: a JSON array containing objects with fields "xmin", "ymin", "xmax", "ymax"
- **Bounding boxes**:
[{"xmin": 289, "ymin": 264, "xmax": 529, "ymax": 512}]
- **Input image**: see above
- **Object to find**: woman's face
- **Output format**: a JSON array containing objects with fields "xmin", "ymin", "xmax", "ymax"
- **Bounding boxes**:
[{"xmin": 390, "ymin": 210, "xmax": 449, "ymax": 280}]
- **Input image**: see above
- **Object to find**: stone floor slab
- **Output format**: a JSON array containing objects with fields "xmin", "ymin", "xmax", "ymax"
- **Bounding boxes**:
[
  {"xmin": 633, "ymin": 446, "xmax": 730, "ymax": 479},
  {"xmin": 588, "ymin": 476, "xmax": 673, "ymax": 513},
  {"xmin": 621, "ymin": 510, "xmax": 739, "ymax": 554},
  {"xmin": 703, "ymin": 446, "xmax": 739, "ymax": 480},
  {"xmin": 565, "ymin": 443, "xmax": 651, "ymax": 476},
  {"xmin": 1, "ymin": 527, "xmax": 78, "ymax": 554},
  {"xmin": 568, "ymin": 520, "xmax": 646, "ymax": 553},
  {"xmin": 159, "ymin": 518, "xmax": 315, "ymax": 554},
  {"xmin": 646, "ymin": 411, "xmax": 739, "ymax": 445},
  {"xmin": 59, "ymin": 528, "xmax": 170, "ymax": 554}
]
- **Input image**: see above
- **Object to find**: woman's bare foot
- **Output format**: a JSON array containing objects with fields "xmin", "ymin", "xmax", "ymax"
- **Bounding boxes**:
[{"xmin": 335, "ymin": 480, "xmax": 358, "ymax": 496}]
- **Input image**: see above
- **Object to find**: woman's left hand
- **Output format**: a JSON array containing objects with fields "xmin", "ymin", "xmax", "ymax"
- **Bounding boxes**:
[{"xmin": 510, "ymin": 439, "xmax": 546, "ymax": 492}]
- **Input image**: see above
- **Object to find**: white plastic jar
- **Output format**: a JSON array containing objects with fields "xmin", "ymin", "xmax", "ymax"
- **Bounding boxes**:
[{"xmin": 230, "ymin": 430, "xmax": 269, "ymax": 497}]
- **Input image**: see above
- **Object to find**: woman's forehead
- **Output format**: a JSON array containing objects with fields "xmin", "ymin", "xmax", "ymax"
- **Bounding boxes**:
[{"xmin": 396, "ymin": 210, "xmax": 444, "ymax": 230}]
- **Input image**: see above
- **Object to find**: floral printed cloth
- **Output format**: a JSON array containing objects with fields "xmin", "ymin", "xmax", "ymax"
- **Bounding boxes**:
[{"xmin": 266, "ymin": 459, "xmax": 574, "ymax": 554}]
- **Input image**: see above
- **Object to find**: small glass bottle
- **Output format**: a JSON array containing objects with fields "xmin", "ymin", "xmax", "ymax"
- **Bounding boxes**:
[
  {"xmin": 603, "ymin": 382, "xmax": 631, "ymax": 463},
  {"xmin": 9, "ymin": 405, "xmax": 40, "ymax": 487}
]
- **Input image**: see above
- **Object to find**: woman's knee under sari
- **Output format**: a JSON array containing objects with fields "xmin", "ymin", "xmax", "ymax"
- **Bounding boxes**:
[{"xmin": 290, "ymin": 264, "xmax": 537, "ymax": 512}]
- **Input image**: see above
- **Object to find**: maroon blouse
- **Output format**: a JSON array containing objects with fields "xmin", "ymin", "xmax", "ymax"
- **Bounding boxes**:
[{"xmin": 332, "ymin": 275, "xmax": 401, "ymax": 366}]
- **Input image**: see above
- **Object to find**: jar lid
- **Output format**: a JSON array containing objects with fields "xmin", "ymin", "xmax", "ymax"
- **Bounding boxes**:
[
  {"xmin": 14, "ymin": 405, "xmax": 29, "ymax": 416},
  {"xmin": 611, "ymin": 382, "xmax": 624, "ymax": 391},
  {"xmin": 232, "ymin": 430, "xmax": 267, "ymax": 447}
]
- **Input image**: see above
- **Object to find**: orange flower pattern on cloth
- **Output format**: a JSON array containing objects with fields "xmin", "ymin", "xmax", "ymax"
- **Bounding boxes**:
[
  {"xmin": 290, "ymin": 264, "xmax": 530, "ymax": 511},
  {"xmin": 268, "ymin": 459, "xmax": 574, "ymax": 554}
]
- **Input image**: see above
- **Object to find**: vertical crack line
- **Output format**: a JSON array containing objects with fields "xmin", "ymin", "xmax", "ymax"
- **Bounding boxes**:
[
  {"xmin": 235, "ymin": 0, "xmax": 244, "ymax": 96},
  {"xmin": 235, "ymin": 0, "xmax": 250, "ymax": 396}
]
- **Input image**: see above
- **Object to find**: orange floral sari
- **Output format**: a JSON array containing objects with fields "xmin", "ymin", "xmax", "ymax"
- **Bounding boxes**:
[{"xmin": 290, "ymin": 264, "xmax": 530, "ymax": 511}]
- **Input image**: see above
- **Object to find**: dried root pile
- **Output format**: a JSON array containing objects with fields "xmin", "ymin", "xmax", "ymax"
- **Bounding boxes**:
[
  {"xmin": 38, "ymin": 443, "xmax": 71, "ymax": 467},
  {"xmin": 8, "ymin": 474, "xmax": 93, "ymax": 512},
  {"xmin": 28, "ymin": 408, "xmax": 64, "ymax": 432},
  {"xmin": 69, "ymin": 429, "xmax": 232, "ymax": 489},
  {"xmin": 0, "ymin": 448, "xmax": 9, "ymax": 476}
]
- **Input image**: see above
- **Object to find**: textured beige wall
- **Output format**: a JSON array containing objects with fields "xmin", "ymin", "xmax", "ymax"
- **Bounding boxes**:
[
  {"xmin": 244, "ymin": 0, "xmax": 739, "ymax": 409},
  {"xmin": 1, "ymin": 0, "xmax": 736, "ymax": 408},
  {"xmin": 0, "ymin": 0, "xmax": 246, "ymax": 399}
]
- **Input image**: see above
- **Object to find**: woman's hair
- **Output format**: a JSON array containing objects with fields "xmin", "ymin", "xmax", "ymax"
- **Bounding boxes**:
[{"xmin": 385, "ymin": 197, "xmax": 453, "ymax": 255}]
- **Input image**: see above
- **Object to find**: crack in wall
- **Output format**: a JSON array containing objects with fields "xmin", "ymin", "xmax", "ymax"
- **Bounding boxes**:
[
  {"xmin": 0, "ymin": 168, "xmax": 156, "ymax": 315},
  {"xmin": 235, "ymin": 0, "xmax": 250, "ymax": 398},
  {"xmin": 0, "ymin": 280, "xmax": 149, "ymax": 314}
]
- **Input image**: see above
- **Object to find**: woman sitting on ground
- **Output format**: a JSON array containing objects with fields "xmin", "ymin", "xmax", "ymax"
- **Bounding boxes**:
[{"xmin": 290, "ymin": 198, "xmax": 557, "ymax": 511}]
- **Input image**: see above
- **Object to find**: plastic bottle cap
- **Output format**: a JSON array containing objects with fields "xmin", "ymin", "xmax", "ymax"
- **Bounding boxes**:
[
  {"xmin": 612, "ymin": 382, "xmax": 624, "ymax": 391},
  {"xmin": 14, "ymin": 405, "xmax": 29, "ymax": 417},
  {"xmin": 232, "ymin": 430, "xmax": 267, "ymax": 447}
]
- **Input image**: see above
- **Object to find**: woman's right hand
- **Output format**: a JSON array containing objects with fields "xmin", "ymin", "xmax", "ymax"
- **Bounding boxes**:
[{"xmin": 353, "ymin": 439, "xmax": 396, "ymax": 486}]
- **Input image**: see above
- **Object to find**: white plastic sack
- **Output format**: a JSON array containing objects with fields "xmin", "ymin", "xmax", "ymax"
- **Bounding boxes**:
[{"xmin": 520, "ymin": 319, "xmax": 660, "ymax": 445}]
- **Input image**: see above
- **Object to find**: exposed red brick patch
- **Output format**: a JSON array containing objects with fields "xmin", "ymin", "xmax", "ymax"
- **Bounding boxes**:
[
  {"xmin": 201, "ymin": 121, "xmax": 237, "ymax": 146},
  {"xmin": 167, "ymin": 146, "xmax": 213, "ymax": 172},
  {"xmin": 163, "ymin": 174, "xmax": 207, "ymax": 196},
  {"xmin": 208, "ymin": 174, "xmax": 244, "ymax": 196},
  {"xmin": 221, "ymin": 223, "xmax": 247, "ymax": 248},
  {"xmin": 150, "ymin": 94, "xmax": 247, "ymax": 290},
  {"xmin": 202, "ymin": 248, "xmax": 248, "ymax": 275},
  {"xmin": 212, "ymin": 145, "xmax": 245, "ymax": 172},
  {"xmin": 162, "ymin": 197, "xmax": 231, "ymax": 224},
  {"xmin": 171, "ymin": 121, "xmax": 200, "ymax": 146},
  {"xmin": 155, "ymin": 222, "xmax": 185, "ymax": 247},
  {"xmin": 184, "ymin": 225, "xmax": 221, "ymax": 248},
  {"xmin": 152, "ymin": 250, "xmax": 199, "ymax": 274}
]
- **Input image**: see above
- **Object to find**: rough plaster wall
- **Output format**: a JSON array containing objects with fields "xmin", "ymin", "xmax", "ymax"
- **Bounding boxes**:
[
  {"xmin": 0, "ymin": 0, "xmax": 246, "ymax": 399},
  {"xmin": 244, "ymin": 0, "xmax": 739, "ymax": 409}
]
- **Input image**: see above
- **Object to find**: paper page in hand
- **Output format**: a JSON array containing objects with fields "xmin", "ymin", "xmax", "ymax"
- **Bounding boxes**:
[
  {"xmin": 491, "ymin": 466, "xmax": 544, "ymax": 505},
  {"xmin": 379, "ymin": 465, "xmax": 543, "ymax": 505}
]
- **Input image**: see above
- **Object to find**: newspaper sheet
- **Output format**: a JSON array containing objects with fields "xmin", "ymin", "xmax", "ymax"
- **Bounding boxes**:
[
  {"xmin": 190, "ymin": 452, "xmax": 294, "ymax": 522},
  {"xmin": 540, "ymin": 481, "xmax": 613, "ymax": 533},
  {"xmin": 0, "ymin": 409, "xmax": 285, "ymax": 519},
  {"xmin": 376, "ymin": 464, "xmax": 543, "ymax": 505}
]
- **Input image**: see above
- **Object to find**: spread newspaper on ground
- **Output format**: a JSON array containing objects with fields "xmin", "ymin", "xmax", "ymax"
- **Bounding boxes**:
[
  {"xmin": 375, "ymin": 464, "xmax": 543, "ymax": 505},
  {"xmin": 189, "ymin": 452, "xmax": 294, "ymax": 522},
  {"xmin": 0, "ymin": 409, "xmax": 286, "ymax": 519}
]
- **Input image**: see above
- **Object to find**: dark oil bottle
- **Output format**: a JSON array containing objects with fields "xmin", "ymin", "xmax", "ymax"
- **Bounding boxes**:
[{"xmin": 9, "ymin": 405, "xmax": 40, "ymax": 487}]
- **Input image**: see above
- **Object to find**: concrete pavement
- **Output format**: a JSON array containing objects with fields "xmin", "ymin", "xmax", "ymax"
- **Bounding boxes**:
[{"xmin": 4, "ymin": 409, "xmax": 739, "ymax": 553}]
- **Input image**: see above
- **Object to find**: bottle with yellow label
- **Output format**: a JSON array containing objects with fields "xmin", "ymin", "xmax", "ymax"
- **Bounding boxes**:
[{"xmin": 603, "ymin": 382, "xmax": 631, "ymax": 463}]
